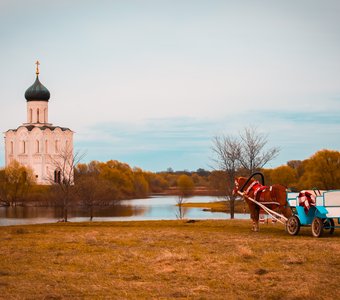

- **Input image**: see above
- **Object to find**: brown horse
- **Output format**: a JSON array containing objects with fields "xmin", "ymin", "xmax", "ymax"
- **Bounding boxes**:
[{"xmin": 233, "ymin": 177, "xmax": 292, "ymax": 232}]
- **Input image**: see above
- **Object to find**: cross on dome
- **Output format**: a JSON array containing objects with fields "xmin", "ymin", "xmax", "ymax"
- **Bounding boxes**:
[{"xmin": 35, "ymin": 60, "xmax": 40, "ymax": 75}]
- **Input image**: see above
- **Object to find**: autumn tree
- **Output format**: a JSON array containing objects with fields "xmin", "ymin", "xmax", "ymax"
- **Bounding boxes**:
[
  {"xmin": 133, "ymin": 168, "xmax": 149, "ymax": 198},
  {"xmin": 208, "ymin": 171, "xmax": 227, "ymax": 196},
  {"xmin": 0, "ymin": 161, "xmax": 35, "ymax": 206},
  {"xmin": 75, "ymin": 160, "xmax": 153, "ymax": 202},
  {"xmin": 287, "ymin": 160, "xmax": 302, "ymax": 171},
  {"xmin": 0, "ymin": 169, "xmax": 8, "ymax": 205},
  {"xmin": 98, "ymin": 160, "xmax": 135, "ymax": 198},
  {"xmin": 176, "ymin": 174, "xmax": 194, "ymax": 219},
  {"xmin": 177, "ymin": 174, "xmax": 194, "ymax": 197},
  {"xmin": 267, "ymin": 165, "xmax": 298, "ymax": 188},
  {"xmin": 145, "ymin": 172, "xmax": 169, "ymax": 193},
  {"xmin": 297, "ymin": 150, "xmax": 340, "ymax": 190}
]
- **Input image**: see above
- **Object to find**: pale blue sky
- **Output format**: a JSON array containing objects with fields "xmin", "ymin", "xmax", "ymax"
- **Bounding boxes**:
[{"xmin": 1, "ymin": 0, "xmax": 339, "ymax": 171}]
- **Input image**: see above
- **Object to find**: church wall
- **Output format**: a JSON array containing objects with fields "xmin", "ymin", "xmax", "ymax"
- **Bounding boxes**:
[
  {"xmin": 26, "ymin": 101, "xmax": 49, "ymax": 124},
  {"xmin": 5, "ymin": 127, "xmax": 73, "ymax": 185}
]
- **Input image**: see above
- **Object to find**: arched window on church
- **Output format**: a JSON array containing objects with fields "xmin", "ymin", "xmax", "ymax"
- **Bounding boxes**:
[
  {"xmin": 30, "ymin": 109, "xmax": 33, "ymax": 123},
  {"xmin": 36, "ymin": 140, "xmax": 40, "ymax": 153},
  {"xmin": 22, "ymin": 141, "xmax": 26, "ymax": 154},
  {"xmin": 54, "ymin": 169, "xmax": 61, "ymax": 183},
  {"xmin": 45, "ymin": 140, "xmax": 48, "ymax": 153},
  {"xmin": 44, "ymin": 108, "xmax": 47, "ymax": 123},
  {"xmin": 37, "ymin": 109, "xmax": 40, "ymax": 123},
  {"xmin": 10, "ymin": 141, "xmax": 14, "ymax": 154}
]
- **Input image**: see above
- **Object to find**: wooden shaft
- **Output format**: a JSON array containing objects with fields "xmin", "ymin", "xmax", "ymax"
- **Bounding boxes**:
[{"xmin": 238, "ymin": 191, "xmax": 288, "ymax": 223}]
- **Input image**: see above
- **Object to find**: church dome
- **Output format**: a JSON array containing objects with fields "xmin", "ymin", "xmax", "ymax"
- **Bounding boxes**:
[
  {"xmin": 25, "ymin": 75, "xmax": 50, "ymax": 101},
  {"xmin": 25, "ymin": 61, "xmax": 50, "ymax": 101}
]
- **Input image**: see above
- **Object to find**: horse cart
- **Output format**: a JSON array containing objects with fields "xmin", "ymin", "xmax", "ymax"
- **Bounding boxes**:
[
  {"xmin": 286, "ymin": 190, "xmax": 340, "ymax": 237},
  {"xmin": 235, "ymin": 172, "xmax": 340, "ymax": 237}
]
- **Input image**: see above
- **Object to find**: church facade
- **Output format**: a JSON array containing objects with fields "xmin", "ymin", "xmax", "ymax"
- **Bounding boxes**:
[{"xmin": 4, "ymin": 62, "xmax": 74, "ymax": 185}]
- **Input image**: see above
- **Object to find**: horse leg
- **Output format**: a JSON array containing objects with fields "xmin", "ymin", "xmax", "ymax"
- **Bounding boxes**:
[
  {"xmin": 252, "ymin": 220, "xmax": 259, "ymax": 232},
  {"xmin": 253, "ymin": 206, "xmax": 260, "ymax": 232},
  {"xmin": 280, "ymin": 206, "xmax": 292, "ymax": 218},
  {"xmin": 249, "ymin": 203, "xmax": 260, "ymax": 232}
]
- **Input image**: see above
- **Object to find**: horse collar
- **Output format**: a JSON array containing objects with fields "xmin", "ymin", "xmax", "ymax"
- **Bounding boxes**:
[{"xmin": 245, "ymin": 181, "xmax": 259, "ymax": 194}]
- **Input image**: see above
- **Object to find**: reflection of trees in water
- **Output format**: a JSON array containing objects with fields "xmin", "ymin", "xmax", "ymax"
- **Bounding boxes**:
[
  {"xmin": 80, "ymin": 204, "xmax": 147, "ymax": 218},
  {"xmin": 0, "ymin": 204, "xmax": 147, "ymax": 220},
  {"xmin": 176, "ymin": 196, "xmax": 189, "ymax": 219},
  {"xmin": 59, "ymin": 204, "xmax": 147, "ymax": 219},
  {"xmin": 176, "ymin": 204, "xmax": 189, "ymax": 220},
  {"xmin": 0, "ymin": 206, "xmax": 62, "ymax": 219}
]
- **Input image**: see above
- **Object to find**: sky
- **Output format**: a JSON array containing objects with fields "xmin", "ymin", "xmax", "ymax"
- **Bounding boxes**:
[{"xmin": 0, "ymin": 0, "xmax": 339, "ymax": 172}]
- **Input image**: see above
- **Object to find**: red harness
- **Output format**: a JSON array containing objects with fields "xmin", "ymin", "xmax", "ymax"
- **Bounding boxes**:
[{"xmin": 245, "ymin": 180, "xmax": 269, "ymax": 202}]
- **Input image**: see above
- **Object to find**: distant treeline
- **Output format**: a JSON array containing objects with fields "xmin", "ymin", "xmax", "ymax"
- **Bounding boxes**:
[{"xmin": 0, "ymin": 149, "xmax": 339, "ymax": 207}]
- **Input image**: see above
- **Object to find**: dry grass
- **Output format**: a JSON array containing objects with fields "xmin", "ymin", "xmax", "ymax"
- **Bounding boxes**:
[
  {"xmin": 181, "ymin": 201, "xmax": 228, "ymax": 210},
  {"xmin": 0, "ymin": 220, "xmax": 339, "ymax": 299}
]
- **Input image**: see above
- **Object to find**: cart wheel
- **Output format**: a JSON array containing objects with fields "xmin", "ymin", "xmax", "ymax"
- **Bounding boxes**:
[
  {"xmin": 312, "ymin": 217, "xmax": 323, "ymax": 237},
  {"xmin": 323, "ymin": 218, "xmax": 335, "ymax": 235},
  {"xmin": 286, "ymin": 215, "xmax": 300, "ymax": 235}
]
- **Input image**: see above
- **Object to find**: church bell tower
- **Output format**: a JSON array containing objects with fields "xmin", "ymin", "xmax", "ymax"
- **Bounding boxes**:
[
  {"xmin": 24, "ymin": 61, "xmax": 51, "ymax": 126},
  {"xmin": 4, "ymin": 61, "xmax": 74, "ymax": 185}
]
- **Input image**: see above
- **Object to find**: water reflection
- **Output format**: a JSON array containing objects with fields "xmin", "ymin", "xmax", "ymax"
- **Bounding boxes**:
[{"xmin": 0, "ymin": 196, "xmax": 249, "ymax": 226}]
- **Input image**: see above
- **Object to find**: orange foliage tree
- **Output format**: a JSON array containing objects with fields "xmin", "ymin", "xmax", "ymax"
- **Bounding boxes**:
[
  {"xmin": 297, "ymin": 150, "xmax": 340, "ymax": 190},
  {"xmin": 265, "ymin": 165, "xmax": 298, "ymax": 189}
]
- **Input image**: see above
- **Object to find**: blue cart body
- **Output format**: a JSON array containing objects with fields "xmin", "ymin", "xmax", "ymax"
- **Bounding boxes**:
[{"xmin": 286, "ymin": 190, "xmax": 340, "ymax": 236}]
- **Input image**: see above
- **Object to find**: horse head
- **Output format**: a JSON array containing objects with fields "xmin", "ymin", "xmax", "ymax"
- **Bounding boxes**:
[{"xmin": 232, "ymin": 177, "xmax": 249, "ymax": 195}]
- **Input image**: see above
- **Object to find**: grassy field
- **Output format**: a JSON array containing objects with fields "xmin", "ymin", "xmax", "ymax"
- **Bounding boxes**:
[{"xmin": 0, "ymin": 220, "xmax": 339, "ymax": 299}]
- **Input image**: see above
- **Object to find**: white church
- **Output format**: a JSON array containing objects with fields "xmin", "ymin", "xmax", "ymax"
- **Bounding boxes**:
[{"xmin": 4, "ymin": 62, "xmax": 74, "ymax": 185}]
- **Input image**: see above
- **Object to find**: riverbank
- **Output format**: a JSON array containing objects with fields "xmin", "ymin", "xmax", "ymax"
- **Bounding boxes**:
[
  {"xmin": 155, "ymin": 186, "xmax": 222, "ymax": 196},
  {"xmin": 181, "ymin": 199, "xmax": 248, "ymax": 213},
  {"xmin": 0, "ymin": 220, "xmax": 339, "ymax": 299}
]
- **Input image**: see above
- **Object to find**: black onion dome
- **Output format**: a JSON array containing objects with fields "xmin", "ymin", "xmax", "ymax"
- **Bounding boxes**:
[{"xmin": 25, "ymin": 75, "xmax": 50, "ymax": 101}]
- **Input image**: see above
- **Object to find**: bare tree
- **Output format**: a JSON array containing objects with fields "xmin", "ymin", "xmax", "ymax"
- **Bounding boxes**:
[
  {"xmin": 176, "ymin": 174, "xmax": 194, "ymax": 219},
  {"xmin": 49, "ymin": 147, "xmax": 85, "ymax": 222},
  {"xmin": 211, "ymin": 127, "xmax": 279, "ymax": 218},
  {"xmin": 75, "ymin": 174, "xmax": 115, "ymax": 221},
  {"xmin": 176, "ymin": 196, "xmax": 187, "ymax": 220},
  {"xmin": 239, "ymin": 127, "xmax": 280, "ymax": 175},
  {"xmin": 211, "ymin": 135, "xmax": 241, "ymax": 219}
]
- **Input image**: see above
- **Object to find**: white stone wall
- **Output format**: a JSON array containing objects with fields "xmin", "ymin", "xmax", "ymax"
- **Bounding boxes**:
[{"xmin": 5, "ymin": 126, "xmax": 73, "ymax": 185}]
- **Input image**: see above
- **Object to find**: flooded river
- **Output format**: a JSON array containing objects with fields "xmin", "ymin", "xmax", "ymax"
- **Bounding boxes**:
[{"xmin": 0, "ymin": 195, "xmax": 249, "ymax": 226}]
